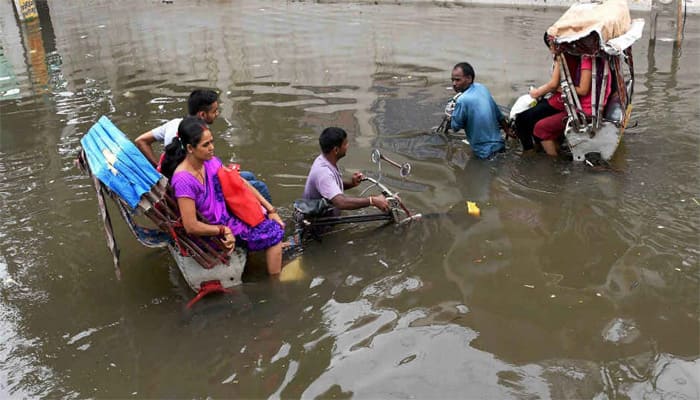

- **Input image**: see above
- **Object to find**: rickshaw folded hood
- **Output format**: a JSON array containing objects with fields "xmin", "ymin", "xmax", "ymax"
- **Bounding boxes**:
[
  {"xmin": 80, "ymin": 116, "xmax": 165, "ymax": 209},
  {"xmin": 547, "ymin": 0, "xmax": 631, "ymax": 43}
]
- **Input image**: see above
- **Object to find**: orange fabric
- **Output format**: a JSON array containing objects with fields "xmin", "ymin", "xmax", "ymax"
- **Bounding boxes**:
[{"xmin": 217, "ymin": 164, "xmax": 265, "ymax": 227}]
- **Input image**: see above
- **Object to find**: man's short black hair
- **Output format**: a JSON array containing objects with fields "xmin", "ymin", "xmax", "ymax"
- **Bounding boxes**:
[
  {"xmin": 187, "ymin": 89, "xmax": 219, "ymax": 115},
  {"xmin": 453, "ymin": 62, "xmax": 475, "ymax": 81},
  {"xmin": 319, "ymin": 127, "xmax": 347, "ymax": 154}
]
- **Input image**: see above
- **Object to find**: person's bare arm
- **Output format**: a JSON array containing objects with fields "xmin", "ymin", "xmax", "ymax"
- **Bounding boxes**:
[
  {"xmin": 242, "ymin": 179, "xmax": 285, "ymax": 228},
  {"xmin": 134, "ymin": 131, "xmax": 159, "ymax": 166},
  {"xmin": 330, "ymin": 193, "xmax": 390, "ymax": 213},
  {"xmin": 178, "ymin": 197, "xmax": 235, "ymax": 248},
  {"xmin": 179, "ymin": 197, "xmax": 221, "ymax": 235},
  {"xmin": 574, "ymin": 68, "xmax": 592, "ymax": 97},
  {"xmin": 343, "ymin": 171, "xmax": 363, "ymax": 190},
  {"xmin": 529, "ymin": 62, "xmax": 561, "ymax": 99}
]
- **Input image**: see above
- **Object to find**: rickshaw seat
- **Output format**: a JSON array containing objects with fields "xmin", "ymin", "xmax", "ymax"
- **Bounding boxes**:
[{"xmin": 293, "ymin": 198, "xmax": 333, "ymax": 217}]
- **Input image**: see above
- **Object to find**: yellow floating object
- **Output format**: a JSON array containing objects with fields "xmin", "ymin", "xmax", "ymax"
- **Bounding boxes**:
[
  {"xmin": 466, "ymin": 201, "xmax": 480, "ymax": 217},
  {"xmin": 279, "ymin": 257, "xmax": 306, "ymax": 282}
]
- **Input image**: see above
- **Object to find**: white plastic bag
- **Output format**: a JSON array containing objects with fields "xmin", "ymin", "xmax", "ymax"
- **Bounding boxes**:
[{"xmin": 509, "ymin": 93, "xmax": 537, "ymax": 120}]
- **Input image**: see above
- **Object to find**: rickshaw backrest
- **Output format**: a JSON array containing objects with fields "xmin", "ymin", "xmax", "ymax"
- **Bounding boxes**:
[{"xmin": 79, "ymin": 116, "xmax": 231, "ymax": 271}]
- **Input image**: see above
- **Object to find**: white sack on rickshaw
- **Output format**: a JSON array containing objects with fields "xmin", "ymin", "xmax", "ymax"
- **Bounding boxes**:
[{"xmin": 509, "ymin": 93, "xmax": 537, "ymax": 120}]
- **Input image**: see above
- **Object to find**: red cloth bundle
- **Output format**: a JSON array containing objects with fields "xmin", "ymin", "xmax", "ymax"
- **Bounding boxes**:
[{"xmin": 216, "ymin": 164, "xmax": 265, "ymax": 227}]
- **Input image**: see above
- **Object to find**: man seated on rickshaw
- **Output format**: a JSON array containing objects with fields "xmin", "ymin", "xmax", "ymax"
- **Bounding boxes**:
[{"xmin": 302, "ymin": 127, "xmax": 390, "ymax": 215}]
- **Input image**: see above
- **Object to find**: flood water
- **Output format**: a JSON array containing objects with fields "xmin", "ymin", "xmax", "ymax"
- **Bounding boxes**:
[{"xmin": 1, "ymin": 0, "xmax": 698, "ymax": 398}]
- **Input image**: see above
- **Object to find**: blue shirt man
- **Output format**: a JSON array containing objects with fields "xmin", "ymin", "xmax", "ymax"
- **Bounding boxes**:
[{"xmin": 449, "ymin": 62, "xmax": 510, "ymax": 159}]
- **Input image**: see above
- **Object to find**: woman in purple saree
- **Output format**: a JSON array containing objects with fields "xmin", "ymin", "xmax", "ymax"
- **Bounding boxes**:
[{"xmin": 161, "ymin": 116, "xmax": 285, "ymax": 275}]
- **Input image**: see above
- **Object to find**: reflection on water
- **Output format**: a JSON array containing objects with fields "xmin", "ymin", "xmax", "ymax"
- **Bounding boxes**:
[{"xmin": 0, "ymin": 0, "xmax": 698, "ymax": 398}]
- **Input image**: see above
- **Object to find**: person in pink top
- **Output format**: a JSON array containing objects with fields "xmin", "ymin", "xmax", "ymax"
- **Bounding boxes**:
[{"xmin": 516, "ymin": 34, "xmax": 612, "ymax": 157}]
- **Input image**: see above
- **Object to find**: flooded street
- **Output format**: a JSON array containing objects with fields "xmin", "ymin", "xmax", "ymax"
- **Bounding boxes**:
[{"xmin": 1, "ymin": 0, "xmax": 698, "ymax": 398}]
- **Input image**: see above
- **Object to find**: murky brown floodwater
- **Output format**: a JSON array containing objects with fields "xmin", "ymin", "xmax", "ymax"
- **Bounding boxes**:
[{"xmin": 1, "ymin": 0, "xmax": 698, "ymax": 398}]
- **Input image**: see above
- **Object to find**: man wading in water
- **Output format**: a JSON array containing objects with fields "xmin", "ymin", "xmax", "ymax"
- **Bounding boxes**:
[{"xmin": 447, "ymin": 62, "xmax": 512, "ymax": 159}]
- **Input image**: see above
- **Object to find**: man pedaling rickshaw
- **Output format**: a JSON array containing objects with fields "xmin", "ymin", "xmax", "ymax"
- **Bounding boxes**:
[{"xmin": 294, "ymin": 127, "xmax": 420, "ymax": 242}]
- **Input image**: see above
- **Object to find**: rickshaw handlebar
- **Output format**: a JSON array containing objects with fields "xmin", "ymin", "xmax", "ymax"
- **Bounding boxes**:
[
  {"xmin": 360, "ymin": 176, "xmax": 392, "ymax": 197},
  {"xmin": 360, "ymin": 176, "xmax": 413, "ymax": 217}
]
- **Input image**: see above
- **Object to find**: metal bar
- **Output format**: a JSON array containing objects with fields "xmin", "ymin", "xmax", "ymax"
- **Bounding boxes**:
[
  {"xmin": 595, "ymin": 58, "xmax": 609, "ymax": 130},
  {"xmin": 169, "ymin": 228, "xmax": 219, "ymax": 267},
  {"xmin": 625, "ymin": 49, "xmax": 635, "ymax": 103},
  {"xmin": 190, "ymin": 235, "xmax": 229, "ymax": 264},
  {"xmin": 677, "ymin": 0, "xmax": 684, "ymax": 43},
  {"xmin": 379, "ymin": 153, "xmax": 402, "ymax": 169},
  {"xmin": 91, "ymin": 176, "xmax": 121, "ymax": 280},
  {"xmin": 177, "ymin": 239, "xmax": 217, "ymax": 268},
  {"xmin": 437, "ymin": 115, "xmax": 450, "ymax": 134},
  {"xmin": 591, "ymin": 56, "xmax": 597, "ymax": 120},
  {"xmin": 307, "ymin": 213, "xmax": 394, "ymax": 227},
  {"xmin": 394, "ymin": 198, "xmax": 412, "ymax": 218},
  {"xmin": 362, "ymin": 176, "xmax": 412, "ymax": 218},
  {"xmin": 560, "ymin": 54, "xmax": 584, "ymax": 114},
  {"xmin": 436, "ymin": 92, "xmax": 461, "ymax": 134},
  {"xmin": 150, "ymin": 190, "xmax": 232, "ymax": 266},
  {"xmin": 559, "ymin": 54, "xmax": 584, "ymax": 130},
  {"xmin": 143, "ymin": 205, "xmax": 222, "ymax": 268}
]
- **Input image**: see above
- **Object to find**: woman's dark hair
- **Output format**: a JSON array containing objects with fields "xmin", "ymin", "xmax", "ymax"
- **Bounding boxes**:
[
  {"xmin": 161, "ymin": 116, "xmax": 207, "ymax": 179},
  {"xmin": 319, "ymin": 127, "xmax": 347, "ymax": 154}
]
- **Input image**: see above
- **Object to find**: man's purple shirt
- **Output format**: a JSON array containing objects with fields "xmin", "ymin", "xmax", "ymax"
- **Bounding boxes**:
[{"xmin": 303, "ymin": 154, "xmax": 343, "ymax": 201}]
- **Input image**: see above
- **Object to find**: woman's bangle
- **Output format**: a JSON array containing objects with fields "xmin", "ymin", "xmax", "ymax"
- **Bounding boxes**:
[
  {"xmin": 267, "ymin": 207, "xmax": 277, "ymax": 214},
  {"xmin": 218, "ymin": 225, "xmax": 226, "ymax": 237},
  {"xmin": 369, "ymin": 196, "xmax": 373, "ymax": 206}
]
